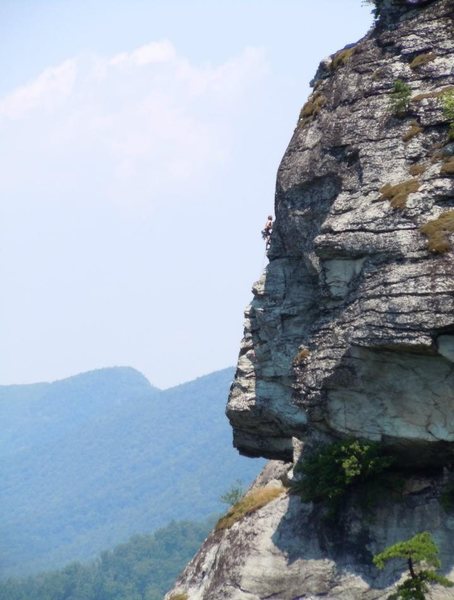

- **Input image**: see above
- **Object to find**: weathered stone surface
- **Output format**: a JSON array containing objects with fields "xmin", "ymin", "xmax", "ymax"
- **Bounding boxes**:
[
  {"xmin": 226, "ymin": 0, "xmax": 454, "ymax": 466},
  {"xmin": 438, "ymin": 334, "xmax": 454, "ymax": 361},
  {"xmin": 167, "ymin": 2, "xmax": 454, "ymax": 598},
  {"xmin": 165, "ymin": 466, "xmax": 454, "ymax": 600}
]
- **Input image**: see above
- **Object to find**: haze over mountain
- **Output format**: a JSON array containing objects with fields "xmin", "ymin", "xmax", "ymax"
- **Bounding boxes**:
[
  {"xmin": 0, "ymin": 366, "xmax": 264, "ymax": 577},
  {"xmin": 0, "ymin": 519, "xmax": 215, "ymax": 600}
]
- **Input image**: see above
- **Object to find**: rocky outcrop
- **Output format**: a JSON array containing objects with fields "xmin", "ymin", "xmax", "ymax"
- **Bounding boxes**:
[
  {"xmin": 227, "ymin": 0, "xmax": 454, "ymax": 466},
  {"xmin": 166, "ymin": 462, "xmax": 454, "ymax": 600},
  {"xmin": 166, "ymin": 1, "xmax": 454, "ymax": 598}
]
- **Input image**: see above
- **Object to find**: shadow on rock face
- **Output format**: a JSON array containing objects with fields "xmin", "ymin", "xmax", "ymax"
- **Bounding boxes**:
[
  {"xmin": 227, "ymin": 175, "xmax": 344, "ymax": 461},
  {"xmin": 271, "ymin": 480, "xmax": 454, "ymax": 593},
  {"xmin": 323, "ymin": 346, "xmax": 454, "ymax": 467}
]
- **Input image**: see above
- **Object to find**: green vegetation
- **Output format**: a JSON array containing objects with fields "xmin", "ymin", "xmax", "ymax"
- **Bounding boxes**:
[
  {"xmin": 292, "ymin": 439, "xmax": 394, "ymax": 514},
  {"xmin": 0, "ymin": 519, "xmax": 213, "ymax": 600},
  {"xmin": 216, "ymin": 484, "xmax": 286, "ymax": 531},
  {"xmin": 441, "ymin": 91, "xmax": 454, "ymax": 141},
  {"xmin": 380, "ymin": 179, "xmax": 420, "ymax": 209},
  {"xmin": 389, "ymin": 80, "xmax": 412, "ymax": 117},
  {"xmin": 168, "ymin": 594, "xmax": 189, "ymax": 600},
  {"xmin": 402, "ymin": 121, "xmax": 422, "ymax": 143},
  {"xmin": 409, "ymin": 53, "xmax": 436, "ymax": 70},
  {"xmin": 0, "ymin": 367, "xmax": 264, "ymax": 577},
  {"xmin": 420, "ymin": 210, "xmax": 454, "ymax": 253},
  {"xmin": 220, "ymin": 480, "xmax": 245, "ymax": 506},
  {"xmin": 362, "ymin": 0, "xmax": 382, "ymax": 19},
  {"xmin": 441, "ymin": 91, "xmax": 454, "ymax": 120},
  {"xmin": 373, "ymin": 532, "xmax": 453, "ymax": 600}
]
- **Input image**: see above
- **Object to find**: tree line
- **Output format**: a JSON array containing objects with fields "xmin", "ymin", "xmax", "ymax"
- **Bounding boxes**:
[{"xmin": 0, "ymin": 518, "xmax": 213, "ymax": 600}]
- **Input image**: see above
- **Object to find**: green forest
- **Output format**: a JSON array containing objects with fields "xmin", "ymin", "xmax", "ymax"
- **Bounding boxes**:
[
  {"xmin": 0, "ymin": 367, "xmax": 264, "ymax": 576},
  {"xmin": 0, "ymin": 518, "xmax": 214, "ymax": 600}
]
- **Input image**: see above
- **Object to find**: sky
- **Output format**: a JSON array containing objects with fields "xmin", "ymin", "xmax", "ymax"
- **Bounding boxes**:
[{"xmin": 0, "ymin": 0, "xmax": 374, "ymax": 389}]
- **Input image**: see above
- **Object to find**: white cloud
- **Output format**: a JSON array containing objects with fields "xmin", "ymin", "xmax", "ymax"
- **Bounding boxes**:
[
  {"xmin": 0, "ymin": 59, "xmax": 77, "ymax": 119},
  {"xmin": 0, "ymin": 42, "xmax": 267, "ymax": 208},
  {"xmin": 109, "ymin": 40, "xmax": 177, "ymax": 67}
]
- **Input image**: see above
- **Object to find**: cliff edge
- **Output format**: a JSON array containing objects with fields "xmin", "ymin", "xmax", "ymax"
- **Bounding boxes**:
[{"xmin": 166, "ymin": 1, "xmax": 454, "ymax": 598}]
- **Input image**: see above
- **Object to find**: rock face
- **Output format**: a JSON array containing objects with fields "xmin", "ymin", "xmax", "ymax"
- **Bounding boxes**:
[
  {"xmin": 167, "ymin": 463, "xmax": 454, "ymax": 600},
  {"xmin": 227, "ymin": 0, "xmax": 454, "ymax": 466},
  {"xmin": 166, "ymin": 1, "xmax": 454, "ymax": 598}
]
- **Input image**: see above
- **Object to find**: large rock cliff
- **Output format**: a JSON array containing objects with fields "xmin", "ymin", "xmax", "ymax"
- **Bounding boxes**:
[{"xmin": 166, "ymin": 0, "xmax": 454, "ymax": 598}]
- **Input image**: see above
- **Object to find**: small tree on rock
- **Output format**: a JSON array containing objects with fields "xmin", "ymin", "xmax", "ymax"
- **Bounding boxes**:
[
  {"xmin": 373, "ymin": 532, "xmax": 453, "ymax": 600},
  {"xmin": 389, "ymin": 80, "xmax": 412, "ymax": 117},
  {"xmin": 219, "ymin": 480, "xmax": 244, "ymax": 506},
  {"xmin": 362, "ymin": 0, "xmax": 382, "ymax": 19},
  {"xmin": 441, "ymin": 90, "xmax": 454, "ymax": 141}
]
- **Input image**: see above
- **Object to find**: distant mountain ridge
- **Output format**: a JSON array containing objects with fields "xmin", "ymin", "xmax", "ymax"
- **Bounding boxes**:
[
  {"xmin": 0, "ymin": 366, "xmax": 264, "ymax": 577},
  {"xmin": 0, "ymin": 367, "xmax": 156, "ymax": 457}
]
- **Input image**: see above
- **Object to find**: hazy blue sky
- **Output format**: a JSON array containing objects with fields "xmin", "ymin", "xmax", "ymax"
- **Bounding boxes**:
[{"xmin": 1, "ymin": 1, "xmax": 373, "ymax": 388}]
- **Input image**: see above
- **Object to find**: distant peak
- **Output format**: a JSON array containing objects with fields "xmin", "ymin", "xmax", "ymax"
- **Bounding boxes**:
[{"xmin": 51, "ymin": 366, "xmax": 159, "ymax": 391}]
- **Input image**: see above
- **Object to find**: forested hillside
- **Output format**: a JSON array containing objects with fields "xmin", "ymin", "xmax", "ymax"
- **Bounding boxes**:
[
  {"xmin": 0, "ymin": 367, "xmax": 264, "ymax": 577},
  {"xmin": 0, "ymin": 518, "xmax": 214, "ymax": 600}
]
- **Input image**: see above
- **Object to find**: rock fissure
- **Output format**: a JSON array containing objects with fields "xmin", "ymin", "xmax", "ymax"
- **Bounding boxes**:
[{"xmin": 320, "ymin": 225, "xmax": 419, "ymax": 234}]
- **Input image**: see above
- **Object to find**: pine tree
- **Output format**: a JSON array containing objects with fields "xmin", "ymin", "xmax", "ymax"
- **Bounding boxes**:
[{"xmin": 373, "ymin": 532, "xmax": 453, "ymax": 600}]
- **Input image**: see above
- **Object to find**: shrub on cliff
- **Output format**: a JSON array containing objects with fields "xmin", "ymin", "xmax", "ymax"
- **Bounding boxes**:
[
  {"xmin": 389, "ymin": 80, "xmax": 412, "ymax": 117},
  {"xmin": 219, "ymin": 479, "xmax": 244, "ymax": 506},
  {"xmin": 362, "ymin": 0, "xmax": 382, "ymax": 19},
  {"xmin": 293, "ymin": 439, "xmax": 394, "ymax": 514},
  {"xmin": 441, "ymin": 90, "xmax": 454, "ymax": 141},
  {"xmin": 374, "ymin": 532, "xmax": 453, "ymax": 599}
]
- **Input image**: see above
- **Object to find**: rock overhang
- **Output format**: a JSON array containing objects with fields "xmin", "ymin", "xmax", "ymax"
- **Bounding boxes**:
[{"xmin": 227, "ymin": 0, "xmax": 454, "ymax": 468}]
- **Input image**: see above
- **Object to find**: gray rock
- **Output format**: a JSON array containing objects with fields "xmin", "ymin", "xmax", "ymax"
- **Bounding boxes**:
[
  {"xmin": 437, "ymin": 335, "xmax": 454, "ymax": 362},
  {"xmin": 443, "ymin": 143, "xmax": 454, "ymax": 157},
  {"xmin": 323, "ymin": 257, "xmax": 366, "ymax": 299},
  {"xmin": 226, "ymin": 0, "xmax": 454, "ymax": 467},
  {"xmin": 165, "ymin": 472, "xmax": 454, "ymax": 600},
  {"xmin": 167, "ymin": 2, "xmax": 454, "ymax": 598}
]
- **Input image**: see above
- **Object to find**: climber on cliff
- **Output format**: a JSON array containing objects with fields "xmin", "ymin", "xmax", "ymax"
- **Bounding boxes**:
[{"xmin": 261, "ymin": 215, "xmax": 273, "ymax": 250}]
